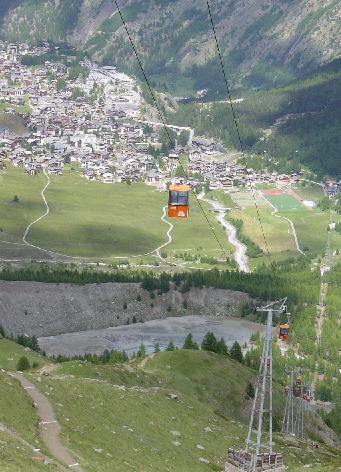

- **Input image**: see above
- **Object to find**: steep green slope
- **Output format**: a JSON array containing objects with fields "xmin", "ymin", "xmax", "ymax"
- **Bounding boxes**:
[
  {"xmin": 26, "ymin": 352, "xmax": 341, "ymax": 471},
  {"xmin": 171, "ymin": 58, "xmax": 341, "ymax": 176},
  {"xmin": 1, "ymin": 0, "xmax": 341, "ymax": 92},
  {"xmin": 0, "ymin": 338, "xmax": 340, "ymax": 470}
]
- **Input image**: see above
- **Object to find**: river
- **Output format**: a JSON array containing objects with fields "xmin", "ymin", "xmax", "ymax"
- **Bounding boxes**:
[
  {"xmin": 38, "ymin": 315, "xmax": 265, "ymax": 357},
  {"xmin": 0, "ymin": 113, "xmax": 29, "ymax": 135},
  {"xmin": 199, "ymin": 194, "xmax": 249, "ymax": 272}
]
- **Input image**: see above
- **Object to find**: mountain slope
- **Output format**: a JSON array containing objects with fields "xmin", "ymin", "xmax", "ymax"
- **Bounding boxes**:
[
  {"xmin": 1, "ymin": 0, "xmax": 341, "ymax": 92},
  {"xmin": 1, "ymin": 339, "xmax": 341, "ymax": 471},
  {"xmin": 171, "ymin": 58, "xmax": 341, "ymax": 176}
]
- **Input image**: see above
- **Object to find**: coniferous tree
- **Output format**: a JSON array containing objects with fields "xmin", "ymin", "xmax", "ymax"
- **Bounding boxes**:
[
  {"xmin": 183, "ymin": 333, "xmax": 199, "ymax": 350},
  {"xmin": 166, "ymin": 339, "xmax": 175, "ymax": 351},
  {"xmin": 201, "ymin": 332, "xmax": 218, "ymax": 353},
  {"xmin": 137, "ymin": 343, "xmax": 146, "ymax": 358},
  {"xmin": 230, "ymin": 341, "xmax": 244, "ymax": 363},
  {"xmin": 216, "ymin": 337, "xmax": 228, "ymax": 356},
  {"xmin": 102, "ymin": 349, "xmax": 111, "ymax": 363},
  {"xmin": 154, "ymin": 342, "xmax": 160, "ymax": 353},
  {"xmin": 245, "ymin": 381, "xmax": 255, "ymax": 399}
]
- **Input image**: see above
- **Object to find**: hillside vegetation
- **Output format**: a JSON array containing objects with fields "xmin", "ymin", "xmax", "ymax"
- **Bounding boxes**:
[
  {"xmin": 0, "ymin": 340, "xmax": 340, "ymax": 471},
  {"xmin": 171, "ymin": 58, "xmax": 341, "ymax": 176},
  {"xmin": 1, "ymin": 0, "xmax": 341, "ymax": 92},
  {"xmin": 0, "ymin": 164, "xmax": 233, "ymax": 262}
]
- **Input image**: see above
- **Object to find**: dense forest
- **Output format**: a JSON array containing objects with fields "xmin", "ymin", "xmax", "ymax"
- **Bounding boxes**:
[{"xmin": 0, "ymin": 257, "xmax": 317, "ymax": 307}]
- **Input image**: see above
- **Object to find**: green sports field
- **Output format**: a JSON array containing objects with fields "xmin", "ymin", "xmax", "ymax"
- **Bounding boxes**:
[{"xmin": 262, "ymin": 193, "xmax": 305, "ymax": 211}]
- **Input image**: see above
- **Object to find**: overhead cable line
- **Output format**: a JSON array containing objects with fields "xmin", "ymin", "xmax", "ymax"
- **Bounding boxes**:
[
  {"xmin": 206, "ymin": 0, "xmax": 274, "ymax": 271},
  {"xmin": 114, "ymin": 0, "xmax": 230, "ymax": 261}
]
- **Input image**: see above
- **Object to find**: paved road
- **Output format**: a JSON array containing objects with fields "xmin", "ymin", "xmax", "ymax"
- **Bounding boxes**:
[{"xmin": 9, "ymin": 372, "xmax": 85, "ymax": 471}]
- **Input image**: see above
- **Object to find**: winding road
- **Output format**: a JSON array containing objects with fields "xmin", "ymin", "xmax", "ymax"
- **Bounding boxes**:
[
  {"xmin": 198, "ymin": 193, "xmax": 249, "ymax": 272},
  {"xmin": 152, "ymin": 205, "xmax": 174, "ymax": 260},
  {"xmin": 23, "ymin": 167, "xmax": 50, "ymax": 248}
]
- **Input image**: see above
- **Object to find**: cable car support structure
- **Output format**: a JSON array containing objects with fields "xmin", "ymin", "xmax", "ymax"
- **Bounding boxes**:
[{"xmin": 226, "ymin": 299, "xmax": 287, "ymax": 472}]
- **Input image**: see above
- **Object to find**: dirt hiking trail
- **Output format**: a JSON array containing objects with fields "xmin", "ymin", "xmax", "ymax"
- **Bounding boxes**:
[{"xmin": 9, "ymin": 372, "xmax": 85, "ymax": 471}]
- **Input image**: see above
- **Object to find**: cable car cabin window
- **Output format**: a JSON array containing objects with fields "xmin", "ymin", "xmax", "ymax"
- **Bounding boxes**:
[{"xmin": 169, "ymin": 191, "xmax": 189, "ymax": 205}]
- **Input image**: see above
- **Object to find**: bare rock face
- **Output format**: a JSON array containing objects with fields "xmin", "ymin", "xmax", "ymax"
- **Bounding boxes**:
[{"xmin": 0, "ymin": 281, "xmax": 250, "ymax": 337}]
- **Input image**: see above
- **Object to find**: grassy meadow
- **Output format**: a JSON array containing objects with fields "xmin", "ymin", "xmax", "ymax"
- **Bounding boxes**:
[
  {"xmin": 24, "ymin": 350, "xmax": 341, "ymax": 472},
  {"xmin": 0, "ymin": 339, "xmax": 47, "ymax": 371},
  {"xmin": 292, "ymin": 183, "xmax": 325, "ymax": 202},
  {"xmin": 0, "ymin": 340, "xmax": 339, "ymax": 471},
  {"xmin": 0, "ymin": 368, "xmax": 45, "ymax": 453},
  {"xmin": 0, "ymin": 167, "xmax": 47, "ymax": 243},
  {"xmin": 0, "ymin": 164, "xmax": 233, "ymax": 262},
  {"xmin": 0, "ymin": 164, "xmax": 338, "ymax": 264},
  {"xmin": 231, "ymin": 206, "xmax": 297, "ymax": 254},
  {"xmin": 0, "ymin": 432, "xmax": 48, "ymax": 472}
]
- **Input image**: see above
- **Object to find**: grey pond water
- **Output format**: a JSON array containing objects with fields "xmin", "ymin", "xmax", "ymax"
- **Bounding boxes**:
[{"xmin": 38, "ymin": 316, "xmax": 266, "ymax": 357}]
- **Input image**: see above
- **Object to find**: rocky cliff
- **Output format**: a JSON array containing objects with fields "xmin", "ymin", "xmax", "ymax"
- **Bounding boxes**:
[{"xmin": 0, "ymin": 280, "xmax": 250, "ymax": 336}]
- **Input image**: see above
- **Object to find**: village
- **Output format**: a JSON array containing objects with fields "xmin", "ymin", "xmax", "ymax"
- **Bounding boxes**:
[{"xmin": 0, "ymin": 40, "xmax": 316, "ymax": 193}]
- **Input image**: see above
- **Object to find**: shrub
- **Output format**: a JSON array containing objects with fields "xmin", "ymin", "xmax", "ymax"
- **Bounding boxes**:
[{"xmin": 17, "ymin": 356, "xmax": 30, "ymax": 371}]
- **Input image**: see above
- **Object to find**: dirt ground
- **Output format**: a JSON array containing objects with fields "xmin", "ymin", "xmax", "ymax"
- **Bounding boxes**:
[
  {"xmin": 38, "ymin": 316, "xmax": 266, "ymax": 357},
  {"xmin": 0, "ymin": 280, "xmax": 251, "ymax": 337}
]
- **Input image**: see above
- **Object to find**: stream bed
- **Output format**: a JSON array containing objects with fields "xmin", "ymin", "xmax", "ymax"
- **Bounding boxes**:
[{"xmin": 199, "ymin": 194, "xmax": 249, "ymax": 272}]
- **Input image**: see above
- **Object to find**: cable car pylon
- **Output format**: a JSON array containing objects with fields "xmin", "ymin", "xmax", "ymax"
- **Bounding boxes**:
[
  {"xmin": 281, "ymin": 367, "xmax": 302, "ymax": 436},
  {"xmin": 226, "ymin": 298, "xmax": 287, "ymax": 472}
]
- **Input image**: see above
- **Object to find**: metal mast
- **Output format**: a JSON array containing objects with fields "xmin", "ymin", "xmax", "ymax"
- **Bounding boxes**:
[
  {"xmin": 243, "ymin": 298, "xmax": 287, "ymax": 469},
  {"xmin": 281, "ymin": 367, "xmax": 302, "ymax": 435},
  {"xmin": 294, "ymin": 397, "xmax": 304, "ymax": 438},
  {"xmin": 281, "ymin": 369, "xmax": 295, "ymax": 435},
  {"xmin": 226, "ymin": 297, "xmax": 287, "ymax": 472}
]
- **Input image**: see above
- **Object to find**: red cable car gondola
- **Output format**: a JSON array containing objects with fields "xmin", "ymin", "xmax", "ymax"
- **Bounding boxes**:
[
  {"xmin": 279, "ymin": 324, "xmax": 289, "ymax": 341},
  {"xmin": 296, "ymin": 376, "xmax": 302, "ymax": 386},
  {"xmin": 168, "ymin": 184, "xmax": 190, "ymax": 218}
]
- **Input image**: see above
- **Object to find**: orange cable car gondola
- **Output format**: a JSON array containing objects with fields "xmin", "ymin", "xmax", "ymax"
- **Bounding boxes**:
[
  {"xmin": 296, "ymin": 376, "xmax": 302, "ymax": 386},
  {"xmin": 168, "ymin": 184, "xmax": 190, "ymax": 218},
  {"xmin": 279, "ymin": 323, "xmax": 289, "ymax": 341},
  {"xmin": 284, "ymin": 386, "xmax": 289, "ymax": 396}
]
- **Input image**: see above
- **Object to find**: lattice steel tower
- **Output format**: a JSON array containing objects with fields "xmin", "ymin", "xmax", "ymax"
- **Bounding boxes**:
[
  {"xmin": 281, "ymin": 368, "xmax": 302, "ymax": 436},
  {"xmin": 226, "ymin": 298, "xmax": 287, "ymax": 472}
]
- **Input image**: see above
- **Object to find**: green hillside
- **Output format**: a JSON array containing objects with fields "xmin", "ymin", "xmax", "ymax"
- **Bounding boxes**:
[
  {"xmin": 0, "ymin": 164, "xmax": 233, "ymax": 262},
  {"xmin": 0, "ymin": 340, "xmax": 340, "ymax": 471},
  {"xmin": 1, "ymin": 0, "xmax": 341, "ymax": 92},
  {"xmin": 171, "ymin": 58, "xmax": 341, "ymax": 176}
]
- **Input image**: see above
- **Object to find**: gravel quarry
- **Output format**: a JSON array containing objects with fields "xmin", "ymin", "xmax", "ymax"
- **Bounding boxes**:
[{"xmin": 38, "ymin": 315, "xmax": 266, "ymax": 357}]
